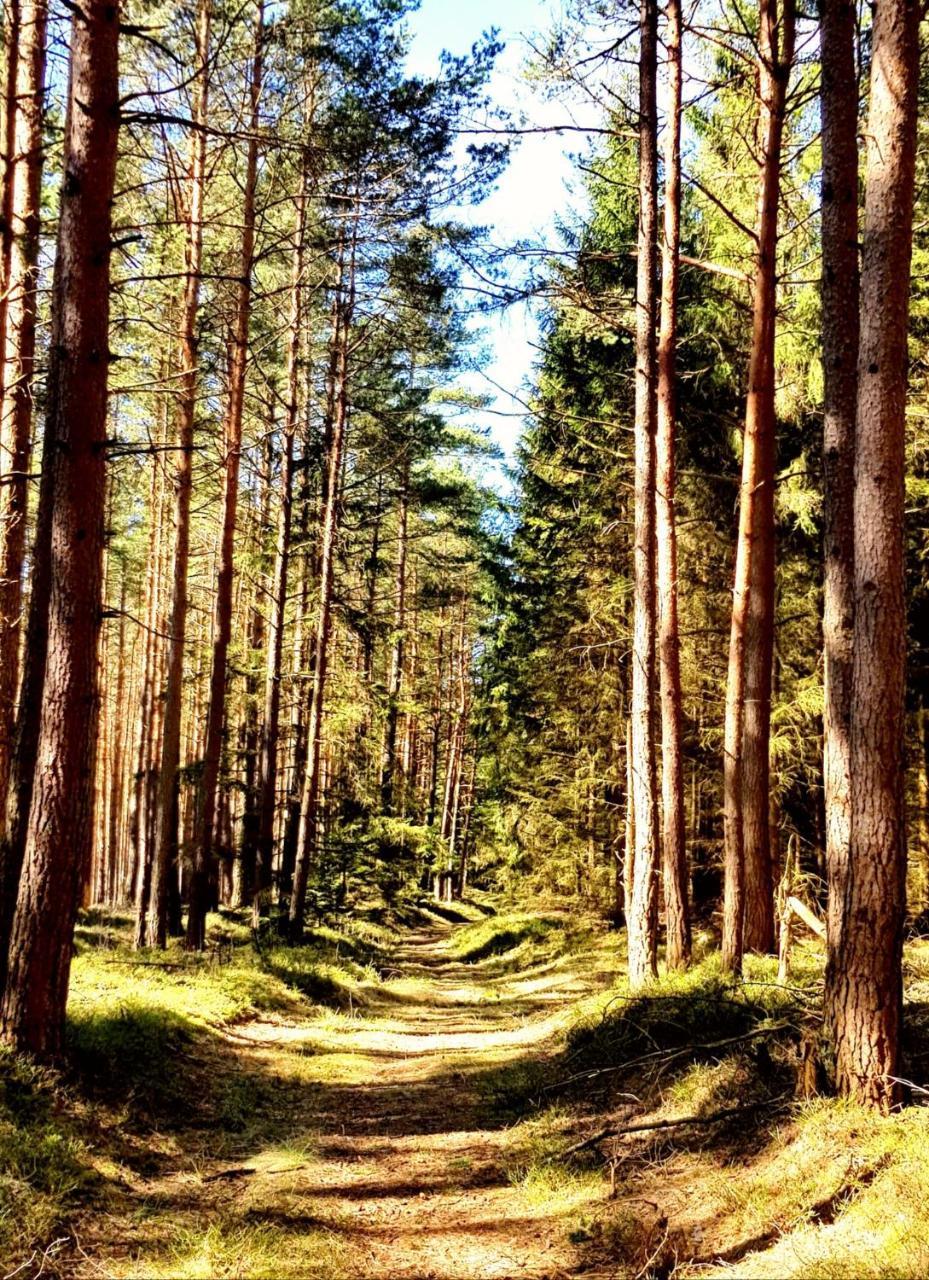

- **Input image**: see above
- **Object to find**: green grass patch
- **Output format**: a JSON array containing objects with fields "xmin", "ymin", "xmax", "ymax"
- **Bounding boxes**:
[
  {"xmin": 446, "ymin": 911, "xmax": 569, "ymax": 963},
  {"xmin": 0, "ymin": 1050, "xmax": 92, "ymax": 1274},
  {"xmin": 113, "ymin": 1216, "xmax": 348, "ymax": 1280}
]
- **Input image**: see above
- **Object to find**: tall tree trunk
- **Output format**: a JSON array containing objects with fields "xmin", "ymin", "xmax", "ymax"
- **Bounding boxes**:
[
  {"xmin": 915, "ymin": 699, "xmax": 929, "ymax": 919},
  {"xmin": 819, "ymin": 0, "xmax": 859, "ymax": 961},
  {"xmin": 236, "ymin": 439, "xmax": 272, "ymax": 906},
  {"xmin": 288, "ymin": 213, "xmax": 356, "ymax": 939},
  {"xmin": 187, "ymin": 1, "xmax": 263, "ymax": 950},
  {"xmin": 107, "ymin": 573, "xmax": 128, "ymax": 905},
  {"xmin": 623, "ymin": 719, "xmax": 635, "ymax": 922},
  {"xmin": 0, "ymin": 1, "xmax": 19, "ymax": 382},
  {"xmin": 142, "ymin": 0, "xmax": 211, "ymax": 949},
  {"xmin": 132, "ymin": 461, "xmax": 166, "ymax": 940},
  {"xmin": 426, "ymin": 617, "xmax": 444, "ymax": 828},
  {"xmin": 722, "ymin": 0, "xmax": 795, "ymax": 969},
  {"xmin": 656, "ymin": 0, "xmax": 690, "ymax": 970},
  {"xmin": 256, "ymin": 159, "xmax": 307, "ymax": 926},
  {"xmin": 0, "ymin": 0, "xmax": 119, "ymax": 1053},
  {"xmin": 0, "ymin": 0, "xmax": 47, "ymax": 833},
  {"xmin": 627, "ymin": 0, "xmax": 660, "ymax": 990},
  {"xmin": 0, "ymin": 0, "xmax": 46, "ymax": 984},
  {"xmin": 381, "ymin": 458, "xmax": 409, "ymax": 813},
  {"xmin": 828, "ymin": 0, "xmax": 918, "ymax": 1111}
]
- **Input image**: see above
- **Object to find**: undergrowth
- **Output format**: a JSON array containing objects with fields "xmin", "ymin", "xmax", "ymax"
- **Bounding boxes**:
[
  {"xmin": 493, "ymin": 937, "xmax": 929, "ymax": 1280},
  {"xmin": 0, "ymin": 1050, "xmax": 91, "ymax": 1272}
]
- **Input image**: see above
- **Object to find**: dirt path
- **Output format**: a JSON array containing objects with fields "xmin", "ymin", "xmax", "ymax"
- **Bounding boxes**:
[{"xmin": 73, "ymin": 926, "xmax": 619, "ymax": 1279}]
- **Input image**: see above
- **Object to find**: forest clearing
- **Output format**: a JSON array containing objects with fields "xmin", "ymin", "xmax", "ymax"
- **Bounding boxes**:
[{"xmin": 3, "ymin": 0, "xmax": 929, "ymax": 1274}]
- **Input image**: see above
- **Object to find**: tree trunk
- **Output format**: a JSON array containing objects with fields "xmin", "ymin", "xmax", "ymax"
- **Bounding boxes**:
[
  {"xmin": 819, "ymin": 0, "xmax": 859, "ymax": 961},
  {"xmin": 256, "ymin": 159, "xmax": 307, "ymax": 926},
  {"xmin": 656, "ymin": 0, "xmax": 690, "ymax": 970},
  {"xmin": 627, "ymin": 0, "xmax": 660, "ymax": 990},
  {"xmin": 238, "ymin": 471, "xmax": 268, "ymax": 906},
  {"xmin": 0, "ymin": 0, "xmax": 47, "ymax": 834},
  {"xmin": 828, "ymin": 0, "xmax": 918, "ymax": 1112},
  {"xmin": 381, "ymin": 459, "xmax": 409, "ymax": 813},
  {"xmin": 288, "ymin": 212, "xmax": 356, "ymax": 939},
  {"xmin": 0, "ymin": 1, "xmax": 19, "ymax": 384},
  {"xmin": 722, "ymin": 0, "xmax": 794, "ymax": 969},
  {"xmin": 187, "ymin": 1, "xmax": 263, "ymax": 950},
  {"xmin": 0, "ymin": 0, "xmax": 47, "ymax": 986},
  {"xmin": 141, "ymin": 0, "xmax": 211, "ymax": 949},
  {"xmin": 623, "ymin": 718, "xmax": 635, "ymax": 924},
  {"xmin": 0, "ymin": 0, "xmax": 119, "ymax": 1054},
  {"xmin": 913, "ymin": 700, "xmax": 929, "ymax": 918},
  {"xmin": 132, "ymin": 460, "xmax": 166, "ymax": 942}
]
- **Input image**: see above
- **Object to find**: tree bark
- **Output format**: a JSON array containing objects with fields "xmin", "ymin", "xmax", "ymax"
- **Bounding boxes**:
[
  {"xmin": 819, "ymin": 0, "xmax": 859, "ymax": 963},
  {"xmin": 914, "ymin": 700, "xmax": 929, "ymax": 918},
  {"xmin": 0, "ymin": 1, "xmax": 19, "ymax": 386},
  {"xmin": 0, "ymin": 0, "xmax": 47, "ymax": 834},
  {"xmin": 187, "ymin": 1, "xmax": 263, "ymax": 950},
  {"xmin": 0, "ymin": 0, "xmax": 46, "ymax": 986},
  {"xmin": 627, "ymin": 0, "xmax": 660, "ymax": 990},
  {"xmin": 132, "ymin": 459, "xmax": 167, "ymax": 941},
  {"xmin": 656, "ymin": 0, "xmax": 690, "ymax": 971},
  {"xmin": 0, "ymin": 0, "xmax": 120, "ymax": 1054},
  {"xmin": 623, "ymin": 718, "xmax": 635, "ymax": 923},
  {"xmin": 829, "ymin": 0, "xmax": 919, "ymax": 1112},
  {"xmin": 722, "ymin": 0, "xmax": 794, "ymax": 970}
]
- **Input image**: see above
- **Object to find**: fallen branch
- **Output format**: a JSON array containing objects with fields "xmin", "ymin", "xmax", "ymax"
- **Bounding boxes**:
[
  {"xmin": 203, "ymin": 1164, "xmax": 310, "ymax": 1182},
  {"xmin": 561, "ymin": 1093, "xmax": 792, "ymax": 1155},
  {"xmin": 545, "ymin": 1022, "xmax": 794, "ymax": 1093},
  {"xmin": 785, "ymin": 895, "xmax": 826, "ymax": 940}
]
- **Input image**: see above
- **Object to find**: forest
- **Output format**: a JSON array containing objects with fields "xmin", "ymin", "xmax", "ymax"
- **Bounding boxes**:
[{"xmin": 0, "ymin": 0, "xmax": 928, "ymax": 1274}]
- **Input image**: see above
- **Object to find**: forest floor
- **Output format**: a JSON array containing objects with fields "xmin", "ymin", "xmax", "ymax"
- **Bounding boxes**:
[
  {"xmin": 55, "ymin": 913, "xmax": 623, "ymax": 1279},
  {"xmin": 4, "ymin": 905, "xmax": 929, "ymax": 1278}
]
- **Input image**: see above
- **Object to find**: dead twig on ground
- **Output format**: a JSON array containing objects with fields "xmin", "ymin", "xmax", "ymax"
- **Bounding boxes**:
[{"xmin": 561, "ymin": 1092, "xmax": 792, "ymax": 1156}]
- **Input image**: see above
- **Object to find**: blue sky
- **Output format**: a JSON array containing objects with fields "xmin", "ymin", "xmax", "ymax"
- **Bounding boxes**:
[{"xmin": 405, "ymin": 0, "xmax": 593, "ymax": 470}]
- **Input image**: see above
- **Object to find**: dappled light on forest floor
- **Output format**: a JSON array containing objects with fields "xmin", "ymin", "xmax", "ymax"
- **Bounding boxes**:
[
  {"xmin": 61, "ymin": 921, "xmax": 623, "ymax": 1279},
  {"xmin": 6, "ymin": 914, "xmax": 929, "ymax": 1278}
]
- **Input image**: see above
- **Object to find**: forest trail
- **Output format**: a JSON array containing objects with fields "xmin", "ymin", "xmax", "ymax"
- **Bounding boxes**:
[{"xmin": 72, "ymin": 923, "xmax": 620, "ymax": 1279}]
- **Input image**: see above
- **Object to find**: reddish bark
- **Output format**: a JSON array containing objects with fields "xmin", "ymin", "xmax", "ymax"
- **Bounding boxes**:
[
  {"xmin": 187, "ymin": 1, "xmax": 263, "ymax": 950},
  {"xmin": 829, "ymin": 0, "xmax": 919, "ymax": 1112},
  {"xmin": 627, "ymin": 0, "xmax": 660, "ymax": 990},
  {"xmin": 289, "ymin": 212, "xmax": 357, "ymax": 938},
  {"xmin": 722, "ymin": 0, "xmax": 794, "ymax": 970},
  {"xmin": 0, "ymin": 0, "xmax": 120, "ymax": 1054},
  {"xmin": 656, "ymin": 0, "xmax": 690, "ymax": 970},
  {"xmin": 0, "ymin": 0, "xmax": 47, "ymax": 832},
  {"xmin": 819, "ymin": 0, "xmax": 859, "ymax": 960}
]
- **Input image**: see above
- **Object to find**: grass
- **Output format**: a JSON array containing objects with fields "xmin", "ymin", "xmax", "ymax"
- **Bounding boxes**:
[
  {"xmin": 445, "ymin": 910, "xmax": 576, "ymax": 965},
  {"xmin": 5, "ymin": 908, "xmax": 929, "ymax": 1279},
  {"xmin": 111, "ymin": 1216, "xmax": 349, "ymax": 1280},
  {"xmin": 0, "ymin": 1050, "xmax": 92, "ymax": 1271},
  {"xmin": 0, "ymin": 907, "xmax": 395, "ymax": 1273},
  {"xmin": 483, "ymin": 936, "xmax": 929, "ymax": 1280}
]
